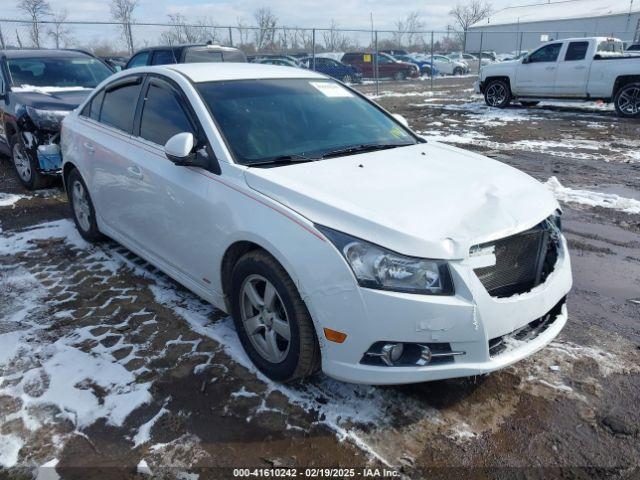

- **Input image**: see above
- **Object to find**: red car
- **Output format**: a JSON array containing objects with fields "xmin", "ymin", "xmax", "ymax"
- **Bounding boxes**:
[{"xmin": 341, "ymin": 52, "xmax": 419, "ymax": 80}]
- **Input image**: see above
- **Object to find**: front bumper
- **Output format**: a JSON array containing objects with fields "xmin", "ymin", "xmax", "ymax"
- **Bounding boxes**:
[{"xmin": 317, "ymin": 236, "xmax": 572, "ymax": 385}]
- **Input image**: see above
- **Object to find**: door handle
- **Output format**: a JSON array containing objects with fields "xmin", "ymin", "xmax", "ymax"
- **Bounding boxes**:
[
  {"xmin": 83, "ymin": 142, "xmax": 94, "ymax": 154},
  {"xmin": 545, "ymin": 66, "xmax": 556, "ymax": 71},
  {"xmin": 126, "ymin": 166, "xmax": 143, "ymax": 180}
]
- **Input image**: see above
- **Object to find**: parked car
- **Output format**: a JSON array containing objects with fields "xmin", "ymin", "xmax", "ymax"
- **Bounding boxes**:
[
  {"xmin": 342, "ymin": 52, "xmax": 419, "ymax": 80},
  {"xmin": 476, "ymin": 37, "xmax": 640, "ymax": 117},
  {"xmin": 61, "ymin": 63, "xmax": 572, "ymax": 385},
  {"xmin": 448, "ymin": 52, "xmax": 493, "ymax": 66},
  {"xmin": 253, "ymin": 57, "xmax": 302, "ymax": 68},
  {"xmin": 125, "ymin": 44, "xmax": 246, "ymax": 68},
  {"xmin": 429, "ymin": 55, "xmax": 469, "ymax": 75},
  {"xmin": 248, "ymin": 54, "xmax": 303, "ymax": 67},
  {"xmin": 391, "ymin": 54, "xmax": 438, "ymax": 77},
  {"xmin": 379, "ymin": 49, "xmax": 409, "ymax": 56},
  {"xmin": 0, "ymin": 49, "xmax": 114, "ymax": 189},
  {"xmin": 100, "ymin": 56, "xmax": 128, "ymax": 71},
  {"xmin": 299, "ymin": 56, "xmax": 362, "ymax": 83}
]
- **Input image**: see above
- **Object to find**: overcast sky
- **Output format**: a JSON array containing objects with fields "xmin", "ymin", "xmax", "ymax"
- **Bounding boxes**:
[{"xmin": 1, "ymin": 0, "xmax": 522, "ymax": 31}]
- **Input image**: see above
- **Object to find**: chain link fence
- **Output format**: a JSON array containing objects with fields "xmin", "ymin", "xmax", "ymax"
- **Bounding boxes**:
[{"xmin": 0, "ymin": 18, "xmax": 636, "ymax": 95}]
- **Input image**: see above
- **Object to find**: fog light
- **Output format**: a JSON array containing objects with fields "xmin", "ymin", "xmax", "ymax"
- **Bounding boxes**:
[{"xmin": 381, "ymin": 343, "xmax": 404, "ymax": 366}]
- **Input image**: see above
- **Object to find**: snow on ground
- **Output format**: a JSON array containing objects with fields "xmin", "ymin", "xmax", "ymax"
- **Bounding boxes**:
[
  {"xmin": 2, "ymin": 214, "xmax": 638, "ymax": 468},
  {"xmin": 546, "ymin": 177, "xmax": 640, "ymax": 214},
  {"xmin": 0, "ymin": 193, "xmax": 26, "ymax": 208}
]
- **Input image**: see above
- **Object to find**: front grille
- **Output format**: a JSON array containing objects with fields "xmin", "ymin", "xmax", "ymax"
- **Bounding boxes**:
[
  {"xmin": 472, "ymin": 218, "xmax": 560, "ymax": 298},
  {"xmin": 489, "ymin": 298, "xmax": 565, "ymax": 357}
]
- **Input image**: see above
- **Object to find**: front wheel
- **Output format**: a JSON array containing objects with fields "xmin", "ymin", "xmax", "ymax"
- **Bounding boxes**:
[
  {"xmin": 453, "ymin": 67, "xmax": 464, "ymax": 76},
  {"xmin": 614, "ymin": 83, "xmax": 640, "ymax": 118},
  {"xmin": 341, "ymin": 74, "xmax": 353, "ymax": 84},
  {"xmin": 66, "ymin": 168, "xmax": 104, "ymax": 242},
  {"xmin": 484, "ymin": 79, "xmax": 511, "ymax": 108},
  {"xmin": 230, "ymin": 250, "xmax": 320, "ymax": 382},
  {"xmin": 10, "ymin": 134, "xmax": 50, "ymax": 190}
]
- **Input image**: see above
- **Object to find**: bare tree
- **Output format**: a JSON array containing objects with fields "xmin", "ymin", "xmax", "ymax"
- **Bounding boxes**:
[
  {"xmin": 17, "ymin": 0, "xmax": 51, "ymax": 47},
  {"xmin": 322, "ymin": 20, "xmax": 353, "ymax": 52},
  {"xmin": 161, "ymin": 13, "xmax": 200, "ymax": 44},
  {"xmin": 110, "ymin": 0, "xmax": 139, "ymax": 54},
  {"xmin": 48, "ymin": 9, "xmax": 72, "ymax": 48},
  {"xmin": 392, "ymin": 11, "xmax": 424, "ymax": 49},
  {"xmin": 253, "ymin": 7, "xmax": 277, "ymax": 52},
  {"xmin": 236, "ymin": 18, "xmax": 251, "ymax": 47},
  {"xmin": 450, "ymin": 1, "xmax": 492, "ymax": 51}
]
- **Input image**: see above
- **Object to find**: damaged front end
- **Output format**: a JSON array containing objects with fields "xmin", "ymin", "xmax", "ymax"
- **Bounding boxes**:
[{"xmin": 16, "ymin": 105, "xmax": 69, "ymax": 174}]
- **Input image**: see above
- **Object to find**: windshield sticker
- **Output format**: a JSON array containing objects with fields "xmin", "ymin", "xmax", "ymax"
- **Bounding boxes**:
[
  {"xmin": 310, "ymin": 82, "xmax": 353, "ymax": 98},
  {"xmin": 390, "ymin": 126, "xmax": 408, "ymax": 138}
]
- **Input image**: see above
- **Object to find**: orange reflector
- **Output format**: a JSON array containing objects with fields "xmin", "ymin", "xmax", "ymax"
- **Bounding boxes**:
[{"xmin": 324, "ymin": 328, "xmax": 347, "ymax": 343}]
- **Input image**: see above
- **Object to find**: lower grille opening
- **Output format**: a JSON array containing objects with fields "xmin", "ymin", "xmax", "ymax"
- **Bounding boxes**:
[
  {"xmin": 488, "ymin": 298, "xmax": 565, "ymax": 358},
  {"xmin": 472, "ymin": 216, "xmax": 561, "ymax": 298}
]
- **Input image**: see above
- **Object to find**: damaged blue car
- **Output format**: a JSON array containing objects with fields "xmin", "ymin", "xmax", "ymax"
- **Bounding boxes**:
[{"xmin": 0, "ymin": 49, "xmax": 113, "ymax": 189}]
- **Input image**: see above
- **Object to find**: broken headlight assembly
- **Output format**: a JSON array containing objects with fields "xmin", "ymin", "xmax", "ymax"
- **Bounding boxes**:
[
  {"xmin": 25, "ymin": 106, "xmax": 71, "ymax": 130},
  {"xmin": 316, "ymin": 225, "xmax": 454, "ymax": 295}
]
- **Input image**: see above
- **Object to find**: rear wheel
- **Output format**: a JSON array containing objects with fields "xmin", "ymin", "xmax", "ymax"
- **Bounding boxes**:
[
  {"xmin": 230, "ymin": 250, "xmax": 320, "ymax": 382},
  {"xmin": 614, "ymin": 83, "xmax": 640, "ymax": 118},
  {"xmin": 10, "ymin": 134, "xmax": 50, "ymax": 190},
  {"xmin": 484, "ymin": 79, "xmax": 511, "ymax": 108},
  {"xmin": 66, "ymin": 168, "xmax": 104, "ymax": 242}
]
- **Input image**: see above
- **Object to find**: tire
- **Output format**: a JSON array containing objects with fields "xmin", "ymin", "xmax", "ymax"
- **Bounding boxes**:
[
  {"xmin": 10, "ymin": 133, "xmax": 50, "ymax": 190},
  {"xmin": 520, "ymin": 101, "xmax": 540, "ymax": 107},
  {"xmin": 341, "ymin": 74, "xmax": 353, "ymax": 84},
  {"xmin": 484, "ymin": 79, "xmax": 511, "ymax": 108},
  {"xmin": 614, "ymin": 82, "xmax": 640, "ymax": 118},
  {"xmin": 453, "ymin": 67, "xmax": 464, "ymax": 76},
  {"xmin": 393, "ymin": 71, "xmax": 406, "ymax": 81},
  {"xmin": 66, "ymin": 168, "xmax": 104, "ymax": 242},
  {"xmin": 230, "ymin": 250, "xmax": 320, "ymax": 382}
]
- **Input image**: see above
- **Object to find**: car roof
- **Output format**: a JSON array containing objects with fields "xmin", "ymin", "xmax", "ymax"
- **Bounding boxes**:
[
  {"xmin": 152, "ymin": 62, "xmax": 327, "ymax": 82},
  {"xmin": 136, "ymin": 44, "xmax": 240, "ymax": 53},
  {"xmin": 2, "ymin": 48, "xmax": 92, "ymax": 59}
]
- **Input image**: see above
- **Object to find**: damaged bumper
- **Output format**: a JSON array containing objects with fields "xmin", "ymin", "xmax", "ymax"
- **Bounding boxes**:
[{"xmin": 319, "ymin": 236, "xmax": 572, "ymax": 385}]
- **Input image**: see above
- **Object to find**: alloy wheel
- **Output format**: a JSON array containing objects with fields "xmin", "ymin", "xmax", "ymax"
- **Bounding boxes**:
[
  {"xmin": 12, "ymin": 143, "xmax": 32, "ymax": 182},
  {"xmin": 72, "ymin": 180, "xmax": 92, "ymax": 232},
  {"xmin": 618, "ymin": 87, "xmax": 640, "ymax": 116},
  {"xmin": 240, "ymin": 274, "xmax": 291, "ymax": 363},
  {"xmin": 486, "ymin": 83, "xmax": 507, "ymax": 107},
  {"xmin": 342, "ymin": 75, "xmax": 353, "ymax": 84}
]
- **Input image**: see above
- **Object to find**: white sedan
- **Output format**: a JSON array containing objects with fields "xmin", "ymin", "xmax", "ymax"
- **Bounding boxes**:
[{"xmin": 61, "ymin": 63, "xmax": 572, "ymax": 384}]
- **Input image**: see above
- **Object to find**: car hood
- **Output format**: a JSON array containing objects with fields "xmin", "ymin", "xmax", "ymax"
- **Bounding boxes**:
[
  {"xmin": 244, "ymin": 143, "xmax": 559, "ymax": 259},
  {"xmin": 11, "ymin": 88, "xmax": 92, "ymax": 111}
]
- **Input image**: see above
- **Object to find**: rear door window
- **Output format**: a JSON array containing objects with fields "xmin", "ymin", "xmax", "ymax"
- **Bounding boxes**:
[
  {"xmin": 99, "ymin": 80, "xmax": 142, "ymax": 133},
  {"xmin": 127, "ymin": 52, "xmax": 149, "ymax": 68},
  {"xmin": 139, "ymin": 80, "xmax": 195, "ymax": 146},
  {"xmin": 565, "ymin": 41, "xmax": 589, "ymax": 61},
  {"xmin": 151, "ymin": 50, "xmax": 176, "ymax": 65},
  {"xmin": 184, "ymin": 48, "xmax": 223, "ymax": 63}
]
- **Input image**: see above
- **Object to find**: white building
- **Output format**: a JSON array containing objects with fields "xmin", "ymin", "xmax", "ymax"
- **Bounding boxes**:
[{"xmin": 465, "ymin": 0, "xmax": 640, "ymax": 54}]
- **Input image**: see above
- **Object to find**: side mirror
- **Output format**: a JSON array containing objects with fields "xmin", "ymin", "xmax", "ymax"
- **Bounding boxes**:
[
  {"xmin": 392, "ymin": 113, "xmax": 409, "ymax": 128},
  {"xmin": 165, "ymin": 132, "xmax": 218, "ymax": 172},
  {"xmin": 165, "ymin": 132, "xmax": 195, "ymax": 163},
  {"xmin": 522, "ymin": 57, "xmax": 529, "ymax": 64}
]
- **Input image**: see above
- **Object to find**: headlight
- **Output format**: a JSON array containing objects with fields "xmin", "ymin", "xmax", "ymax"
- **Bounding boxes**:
[
  {"xmin": 26, "ymin": 106, "xmax": 70, "ymax": 130},
  {"xmin": 316, "ymin": 226, "xmax": 454, "ymax": 295}
]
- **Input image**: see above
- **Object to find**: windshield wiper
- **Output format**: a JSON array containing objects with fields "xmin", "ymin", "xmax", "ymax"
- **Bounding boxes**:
[
  {"xmin": 319, "ymin": 143, "xmax": 412, "ymax": 159},
  {"xmin": 248, "ymin": 153, "xmax": 319, "ymax": 167}
]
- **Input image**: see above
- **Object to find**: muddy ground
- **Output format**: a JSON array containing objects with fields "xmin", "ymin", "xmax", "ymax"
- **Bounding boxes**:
[{"xmin": 1, "ymin": 77, "xmax": 639, "ymax": 479}]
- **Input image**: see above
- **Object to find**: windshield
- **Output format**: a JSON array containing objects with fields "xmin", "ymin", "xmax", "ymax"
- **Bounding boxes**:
[
  {"xmin": 7, "ymin": 56, "xmax": 112, "ymax": 88},
  {"xmin": 196, "ymin": 79, "xmax": 417, "ymax": 165}
]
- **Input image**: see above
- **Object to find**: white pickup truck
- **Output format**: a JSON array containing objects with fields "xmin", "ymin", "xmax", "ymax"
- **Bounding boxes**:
[{"xmin": 476, "ymin": 37, "xmax": 640, "ymax": 117}]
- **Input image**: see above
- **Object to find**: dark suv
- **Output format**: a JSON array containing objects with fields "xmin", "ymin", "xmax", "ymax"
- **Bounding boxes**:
[
  {"xmin": 126, "ymin": 44, "xmax": 246, "ymax": 68},
  {"xmin": 341, "ymin": 52, "xmax": 419, "ymax": 80},
  {"xmin": 0, "ymin": 49, "xmax": 113, "ymax": 189}
]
